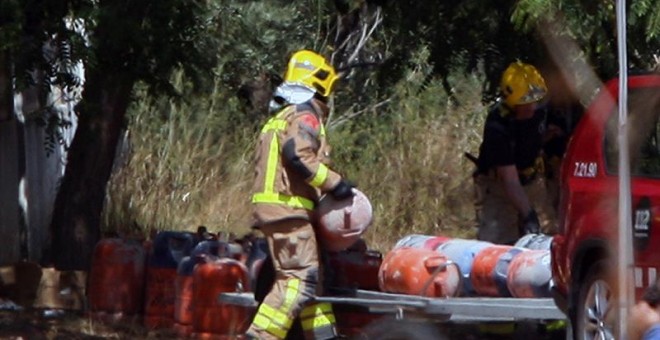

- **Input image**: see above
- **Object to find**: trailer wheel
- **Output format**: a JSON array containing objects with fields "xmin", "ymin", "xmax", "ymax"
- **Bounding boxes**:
[{"xmin": 573, "ymin": 260, "xmax": 616, "ymax": 340}]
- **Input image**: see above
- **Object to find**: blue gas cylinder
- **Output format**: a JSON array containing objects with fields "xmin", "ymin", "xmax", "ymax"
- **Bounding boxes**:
[
  {"xmin": 514, "ymin": 233, "xmax": 554, "ymax": 251},
  {"xmin": 191, "ymin": 239, "xmax": 229, "ymax": 258},
  {"xmin": 506, "ymin": 249, "xmax": 552, "ymax": 298},
  {"xmin": 149, "ymin": 231, "xmax": 196, "ymax": 267},
  {"xmin": 493, "ymin": 246, "xmax": 527, "ymax": 297},
  {"xmin": 393, "ymin": 234, "xmax": 451, "ymax": 251},
  {"xmin": 436, "ymin": 238, "xmax": 493, "ymax": 296},
  {"xmin": 144, "ymin": 231, "xmax": 196, "ymax": 329}
]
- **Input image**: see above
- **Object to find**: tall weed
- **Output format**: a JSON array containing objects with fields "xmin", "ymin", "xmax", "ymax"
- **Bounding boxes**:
[{"xmin": 103, "ymin": 76, "xmax": 257, "ymax": 236}]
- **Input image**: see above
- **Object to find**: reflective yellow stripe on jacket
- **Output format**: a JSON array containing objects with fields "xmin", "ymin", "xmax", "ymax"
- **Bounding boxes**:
[{"xmin": 252, "ymin": 108, "xmax": 321, "ymax": 210}]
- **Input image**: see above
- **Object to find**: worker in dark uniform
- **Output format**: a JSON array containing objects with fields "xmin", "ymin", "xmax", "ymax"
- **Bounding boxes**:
[
  {"xmin": 246, "ymin": 50, "xmax": 354, "ymax": 340},
  {"xmin": 474, "ymin": 61, "xmax": 557, "ymax": 245}
]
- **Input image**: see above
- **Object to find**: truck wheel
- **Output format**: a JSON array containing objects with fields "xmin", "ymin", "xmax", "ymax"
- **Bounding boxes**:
[{"xmin": 573, "ymin": 260, "xmax": 616, "ymax": 340}]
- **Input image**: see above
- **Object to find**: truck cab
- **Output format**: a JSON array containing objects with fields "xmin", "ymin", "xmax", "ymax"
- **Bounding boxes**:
[{"xmin": 551, "ymin": 73, "xmax": 660, "ymax": 339}]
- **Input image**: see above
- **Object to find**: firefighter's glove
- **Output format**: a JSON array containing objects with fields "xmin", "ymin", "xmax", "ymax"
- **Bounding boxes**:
[
  {"xmin": 520, "ymin": 209, "xmax": 541, "ymax": 235},
  {"xmin": 330, "ymin": 179, "xmax": 355, "ymax": 200}
]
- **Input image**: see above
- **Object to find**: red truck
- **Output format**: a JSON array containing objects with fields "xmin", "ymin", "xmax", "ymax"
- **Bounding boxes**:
[{"xmin": 551, "ymin": 72, "xmax": 660, "ymax": 339}]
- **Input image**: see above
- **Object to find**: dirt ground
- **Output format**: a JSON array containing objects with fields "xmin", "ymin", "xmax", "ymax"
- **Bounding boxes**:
[
  {"xmin": 0, "ymin": 309, "xmax": 176, "ymax": 340},
  {"xmin": 0, "ymin": 308, "xmax": 566, "ymax": 340}
]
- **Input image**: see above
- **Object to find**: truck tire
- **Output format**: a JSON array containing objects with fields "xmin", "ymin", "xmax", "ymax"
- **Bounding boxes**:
[{"xmin": 572, "ymin": 260, "xmax": 616, "ymax": 340}]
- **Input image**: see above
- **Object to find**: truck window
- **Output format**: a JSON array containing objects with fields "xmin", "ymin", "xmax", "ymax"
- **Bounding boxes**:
[{"xmin": 605, "ymin": 88, "xmax": 660, "ymax": 177}]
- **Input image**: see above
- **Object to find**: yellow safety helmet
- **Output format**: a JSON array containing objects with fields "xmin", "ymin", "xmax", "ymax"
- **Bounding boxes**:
[
  {"xmin": 500, "ymin": 61, "xmax": 547, "ymax": 107},
  {"xmin": 284, "ymin": 50, "xmax": 338, "ymax": 98}
]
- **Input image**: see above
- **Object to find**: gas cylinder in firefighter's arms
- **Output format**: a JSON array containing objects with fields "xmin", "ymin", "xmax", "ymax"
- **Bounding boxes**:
[{"xmin": 315, "ymin": 189, "xmax": 373, "ymax": 252}]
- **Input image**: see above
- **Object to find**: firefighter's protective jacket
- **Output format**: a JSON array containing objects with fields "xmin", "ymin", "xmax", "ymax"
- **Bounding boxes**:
[{"xmin": 251, "ymin": 99, "xmax": 341, "ymax": 226}]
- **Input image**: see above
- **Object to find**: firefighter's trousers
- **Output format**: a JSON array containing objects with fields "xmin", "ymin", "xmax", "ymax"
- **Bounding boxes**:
[
  {"xmin": 474, "ymin": 174, "xmax": 557, "ymax": 245},
  {"xmin": 247, "ymin": 218, "xmax": 337, "ymax": 340}
]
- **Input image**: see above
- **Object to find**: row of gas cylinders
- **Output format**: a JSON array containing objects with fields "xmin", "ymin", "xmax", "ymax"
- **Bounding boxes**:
[
  {"xmin": 378, "ymin": 233, "xmax": 554, "ymax": 299},
  {"xmin": 87, "ymin": 231, "xmax": 386, "ymax": 338},
  {"xmin": 88, "ymin": 231, "xmax": 255, "ymax": 338},
  {"xmin": 88, "ymin": 230, "xmax": 552, "ymax": 337}
]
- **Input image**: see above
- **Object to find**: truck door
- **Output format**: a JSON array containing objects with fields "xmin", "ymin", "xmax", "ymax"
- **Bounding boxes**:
[{"xmin": 603, "ymin": 86, "xmax": 660, "ymax": 297}]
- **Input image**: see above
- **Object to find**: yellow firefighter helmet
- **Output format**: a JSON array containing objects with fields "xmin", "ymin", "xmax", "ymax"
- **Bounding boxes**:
[
  {"xmin": 500, "ymin": 61, "xmax": 547, "ymax": 107},
  {"xmin": 284, "ymin": 50, "xmax": 338, "ymax": 98}
]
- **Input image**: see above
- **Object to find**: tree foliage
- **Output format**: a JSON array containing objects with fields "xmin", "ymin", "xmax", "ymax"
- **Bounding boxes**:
[
  {"xmin": 4, "ymin": 0, "xmax": 221, "ymax": 270},
  {"xmin": 512, "ymin": 0, "xmax": 660, "ymax": 78},
  {"xmin": 374, "ymin": 0, "xmax": 548, "ymax": 103}
]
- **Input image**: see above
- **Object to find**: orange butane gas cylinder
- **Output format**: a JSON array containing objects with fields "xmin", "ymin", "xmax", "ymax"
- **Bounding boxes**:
[
  {"xmin": 192, "ymin": 257, "xmax": 254, "ymax": 339},
  {"xmin": 470, "ymin": 245, "xmax": 526, "ymax": 297},
  {"xmin": 144, "ymin": 231, "xmax": 195, "ymax": 329},
  {"xmin": 174, "ymin": 240, "xmax": 228, "ymax": 337},
  {"xmin": 328, "ymin": 247, "xmax": 382, "ymax": 291},
  {"xmin": 378, "ymin": 247, "xmax": 461, "ymax": 298},
  {"xmin": 506, "ymin": 249, "xmax": 552, "ymax": 298},
  {"xmin": 88, "ymin": 238, "xmax": 146, "ymax": 320},
  {"xmin": 174, "ymin": 256, "xmax": 197, "ymax": 337}
]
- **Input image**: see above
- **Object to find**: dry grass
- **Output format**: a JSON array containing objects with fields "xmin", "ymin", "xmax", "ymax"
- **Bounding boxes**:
[
  {"xmin": 332, "ymin": 69, "xmax": 488, "ymax": 252},
  {"xmin": 103, "ymin": 66, "xmax": 488, "ymax": 253}
]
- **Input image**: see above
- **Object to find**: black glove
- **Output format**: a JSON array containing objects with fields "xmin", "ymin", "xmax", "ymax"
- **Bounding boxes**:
[
  {"xmin": 520, "ymin": 209, "xmax": 541, "ymax": 235},
  {"xmin": 330, "ymin": 179, "xmax": 355, "ymax": 200}
]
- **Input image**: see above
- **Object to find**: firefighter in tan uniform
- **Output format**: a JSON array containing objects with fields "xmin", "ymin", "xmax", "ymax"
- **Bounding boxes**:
[
  {"xmin": 473, "ymin": 61, "xmax": 558, "ymax": 245},
  {"xmin": 246, "ymin": 50, "xmax": 354, "ymax": 340}
]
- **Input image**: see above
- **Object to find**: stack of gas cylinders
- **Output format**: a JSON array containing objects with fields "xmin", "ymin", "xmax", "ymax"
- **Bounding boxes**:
[
  {"xmin": 88, "ymin": 227, "xmax": 254, "ymax": 338},
  {"xmin": 87, "ymin": 227, "xmax": 386, "ymax": 338},
  {"xmin": 380, "ymin": 233, "xmax": 554, "ymax": 298}
]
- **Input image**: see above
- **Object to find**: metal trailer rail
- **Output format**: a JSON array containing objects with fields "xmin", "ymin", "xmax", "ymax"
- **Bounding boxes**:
[{"xmin": 219, "ymin": 288, "xmax": 566, "ymax": 323}]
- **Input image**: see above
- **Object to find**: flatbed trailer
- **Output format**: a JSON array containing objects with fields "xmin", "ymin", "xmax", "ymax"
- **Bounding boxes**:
[{"xmin": 219, "ymin": 288, "xmax": 565, "ymax": 323}]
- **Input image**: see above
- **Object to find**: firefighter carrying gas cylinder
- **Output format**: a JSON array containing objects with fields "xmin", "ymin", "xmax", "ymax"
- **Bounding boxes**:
[
  {"xmin": 245, "ymin": 50, "xmax": 354, "ymax": 340},
  {"xmin": 473, "ymin": 61, "xmax": 559, "ymax": 245}
]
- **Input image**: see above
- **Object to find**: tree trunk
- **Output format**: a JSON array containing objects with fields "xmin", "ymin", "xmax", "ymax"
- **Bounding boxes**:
[
  {"xmin": 0, "ymin": 51, "xmax": 12, "ymax": 121},
  {"xmin": 47, "ymin": 71, "xmax": 134, "ymax": 270}
]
